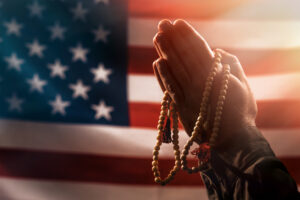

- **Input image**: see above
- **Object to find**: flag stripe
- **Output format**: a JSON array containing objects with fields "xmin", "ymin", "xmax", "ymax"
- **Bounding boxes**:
[
  {"xmin": 129, "ymin": 18, "xmax": 300, "ymax": 49},
  {"xmin": 129, "ymin": 47, "xmax": 300, "ymax": 76},
  {"xmin": 129, "ymin": 101, "xmax": 300, "ymax": 129},
  {"xmin": 0, "ymin": 147, "xmax": 203, "ymax": 186},
  {"xmin": 0, "ymin": 178, "xmax": 209, "ymax": 200},
  {"xmin": 1, "ymin": 120, "xmax": 300, "ymax": 158},
  {"xmin": 128, "ymin": 0, "xmax": 300, "ymax": 20},
  {"xmin": 0, "ymin": 148, "xmax": 299, "ymax": 186},
  {"xmin": 128, "ymin": 74, "xmax": 300, "ymax": 103},
  {"xmin": 128, "ymin": 0, "xmax": 248, "ymax": 19}
]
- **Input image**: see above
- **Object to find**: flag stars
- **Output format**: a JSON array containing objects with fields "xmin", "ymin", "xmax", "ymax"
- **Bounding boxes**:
[
  {"xmin": 71, "ymin": 2, "xmax": 88, "ymax": 21},
  {"xmin": 92, "ymin": 26, "xmax": 110, "ymax": 43},
  {"xmin": 28, "ymin": 1, "xmax": 44, "ymax": 18},
  {"xmin": 27, "ymin": 74, "xmax": 47, "ymax": 93},
  {"xmin": 26, "ymin": 39, "xmax": 46, "ymax": 58},
  {"xmin": 70, "ymin": 43, "xmax": 89, "ymax": 63},
  {"xmin": 91, "ymin": 63, "xmax": 112, "ymax": 84},
  {"xmin": 69, "ymin": 80, "xmax": 91, "ymax": 100},
  {"xmin": 6, "ymin": 94, "xmax": 24, "ymax": 112},
  {"xmin": 4, "ymin": 19, "xmax": 23, "ymax": 37},
  {"xmin": 49, "ymin": 95, "xmax": 70, "ymax": 116},
  {"xmin": 92, "ymin": 100, "xmax": 114, "ymax": 120},
  {"xmin": 49, "ymin": 22, "xmax": 66, "ymax": 40},
  {"xmin": 48, "ymin": 60, "xmax": 68, "ymax": 79},
  {"xmin": 4, "ymin": 53, "xmax": 24, "ymax": 72}
]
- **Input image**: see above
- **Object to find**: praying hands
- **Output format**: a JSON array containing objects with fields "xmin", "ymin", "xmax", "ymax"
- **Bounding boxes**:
[
  {"xmin": 152, "ymin": 19, "xmax": 257, "ymax": 150},
  {"xmin": 152, "ymin": 19, "xmax": 300, "ymax": 199}
]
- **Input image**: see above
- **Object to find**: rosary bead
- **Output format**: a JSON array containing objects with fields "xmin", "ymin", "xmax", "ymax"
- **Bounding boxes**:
[
  {"xmin": 173, "ymin": 145, "xmax": 180, "ymax": 151},
  {"xmin": 152, "ymin": 166, "xmax": 158, "ymax": 172},
  {"xmin": 157, "ymin": 124, "xmax": 163, "ymax": 130},
  {"xmin": 152, "ymin": 160, "xmax": 158, "ymax": 166},
  {"xmin": 182, "ymin": 149, "xmax": 189, "ymax": 155},
  {"xmin": 154, "ymin": 145, "xmax": 160, "ymax": 151},
  {"xmin": 175, "ymin": 160, "xmax": 181, "ymax": 167},
  {"xmin": 154, "ymin": 177, "xmax": 161, "ymax": 183},
  {"xmin": 181, "ymin": 165, "xmax": 188, "ymax": 170},
  {"xmin": 174, "ymin": 165, "xmax": 180, "ymax": 171},
  {"xmin": 153, "ymin": 171, "xmax": 160, "ymax": 177},
  {"xmin": 215, "ymin": 57, "xmax": 221, "ymax": 63},
  {"xmin": 159, "ymin": 115, "xmax": 165, "ymax": 121}
]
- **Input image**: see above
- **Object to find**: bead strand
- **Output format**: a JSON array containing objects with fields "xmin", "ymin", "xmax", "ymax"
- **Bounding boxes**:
[
  {"xmin": 209, "ymin": 64, "xmax": 230, "ymax": 146},
  {"xmin": 180, "ymin": 51, "xmax": 222, "ymax": 174},
  {"xmin": 152, "ymin": 91, "xmax": 181, "ymax": 185}
]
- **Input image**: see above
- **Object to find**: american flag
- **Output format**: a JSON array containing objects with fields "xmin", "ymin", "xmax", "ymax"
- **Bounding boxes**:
[{"xmin": 0, "ymin": 0, "xmax": 300, "ymax": 199}]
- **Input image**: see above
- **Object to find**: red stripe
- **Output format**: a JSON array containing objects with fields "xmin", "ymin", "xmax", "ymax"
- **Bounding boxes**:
[
  {"xmin": 0, "ymin": 148, "xmax": 299, "ymax": 186},
  {"xmin": 129, "ymin": 101, "xmax": 300, "ymax": 129},
  {"xmin": 129, "ymin": 0, "xmax": 249, "ymax": 19},
  {"xmin": 0, "ymin": 148, "xmax": 202, "ymax": 186},
  {"xmin": 128, "ymin": 47, "xmax": 300, "ymax": 76}
]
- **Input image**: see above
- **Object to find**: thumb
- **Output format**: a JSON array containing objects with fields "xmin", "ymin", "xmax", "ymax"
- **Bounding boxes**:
[{"xmin": 215, "ymin": 49, "xmax": 247, "ymax": 81}]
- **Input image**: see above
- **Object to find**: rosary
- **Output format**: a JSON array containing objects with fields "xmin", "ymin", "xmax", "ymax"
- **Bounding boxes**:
[{"xmin": 152, "ymin": 50, "xmax": 230, "ymax": 185}]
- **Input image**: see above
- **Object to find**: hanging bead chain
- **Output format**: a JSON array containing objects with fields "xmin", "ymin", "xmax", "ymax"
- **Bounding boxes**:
[
  {"xmin": 152, "ymin": 50, "xmax": 231, "ymax": 184},
  {"xmin": 152, "ymin": 93, "xmax": 181, "ymax": 185},
  {"xmin": 180, "ymin": 51, "xmax": 223, "ymax": 174}
]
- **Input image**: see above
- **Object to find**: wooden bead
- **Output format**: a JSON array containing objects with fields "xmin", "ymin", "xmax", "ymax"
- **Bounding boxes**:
[
  {"xmin": 153, "ymin": 150, "xmax": 159, "ymax": 156},
  {"xmin": 182, "ymin": 149, "xmax": 189, "ymax": 155},
  {"xmin": 152, "ymin": 161, "xmax": 158, "ymax": 166},
  {"xmin": 153, "ymin": 171, "xmax": 160, "ymax": 177},
  {"xmin": 154, "ymin": 177, "xmax": 161, "ymax": 183},
  {"xmin": 152, "ymin": 166, "xmax": 158, "ymax": 172}
]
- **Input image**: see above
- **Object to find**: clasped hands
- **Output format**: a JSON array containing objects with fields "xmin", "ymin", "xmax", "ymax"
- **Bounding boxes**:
[{"xmin": 152, "ymin": 19, "xmax": 257, "ymax": 149}]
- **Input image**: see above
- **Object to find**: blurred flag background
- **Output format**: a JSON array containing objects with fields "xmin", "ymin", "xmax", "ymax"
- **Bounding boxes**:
[{"xmin": 1, "ymin": 0, "xmax": 300, "ymax": 199}]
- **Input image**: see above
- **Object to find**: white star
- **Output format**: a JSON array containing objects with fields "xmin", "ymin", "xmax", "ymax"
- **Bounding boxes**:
[
  {"xmin": 26, "ymin": 39, "xmax": 46, "ymax": 58},
  {"xmin": 28, "ymin": 1, "xmax": 44, "ymax": 18},
  {"xmin": 70, "ymin": 43, "xmax": 89, "ymax": 62},
  {"xmin": 49, "ymin": 95, "xmax": 70, "ymax": 116},
  {"xmin": 71, "ymin": 2, "xmax": 88, "ymax": 21},
  {"xmin": 94, "ymin": 0, "xmax": 109, "ymax": 5},
  {"xmin": 3, "ymin": 19, "xmax": 23, "ymax": 37},
  {"xmin": 48, "ymin": 60, "xmax": 68, "ymax": 79},
  {"xmin": 91, "ymin": 100, "xmax": 114, "ymax": 120},
  {"xmin": 69, "ymin": 79, "xmax": 91, "ymax": 100},
  {"xmin": 48, "ymin": 22, "xmax": 66, "ymax": 40},
  {"xmin": 90, "ymin": 63, "xmax": 112, "ymax": 84},
  {"xmin": 4, "ymin": 53, "xmax": 24, "ymax": 71},
  {"xmin": 6, "ymin": 93, "xmax": 24, "ymax": 112},
  {"xmin": 27, "ymin": 74, "xmax": 47, "ymax": 93},
  {"xmin": 92, "ymin": 26, "xmax": 110, "ymax": 43}
]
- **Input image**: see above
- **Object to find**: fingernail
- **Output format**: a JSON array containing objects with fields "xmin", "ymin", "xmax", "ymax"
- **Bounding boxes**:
[
  {"xmin": 155, "ymin": 33, "xmax": 164, "ymax": 44},
  {"xmin": 158, "ymin": 20, "xmax": 172, "ymax": 32}
]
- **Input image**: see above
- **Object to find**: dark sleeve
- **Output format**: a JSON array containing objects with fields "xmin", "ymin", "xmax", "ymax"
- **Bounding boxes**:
[{"xmin": 200, "ymin": 126, "xmax": 300, "ymax": 200}]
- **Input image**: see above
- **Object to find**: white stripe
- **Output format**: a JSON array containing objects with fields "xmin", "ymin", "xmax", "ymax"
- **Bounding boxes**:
[
  {"xmin": 0, "ymin": 120, "xmax": 299, "ymax": 157},
  {"xmin": 0, "ymin": 177, "xmax": 208, "ymax": 200},
  {"xmin": 128, "ymin": 73, "xmax": 300, "ymax": 103},
  {"xmin": 129, "ymin": 18, "xmax": 300, "ymax": 49}
]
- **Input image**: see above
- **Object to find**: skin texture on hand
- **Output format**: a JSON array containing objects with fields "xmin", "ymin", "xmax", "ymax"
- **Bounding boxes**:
[{"xmin": 152, "ymin": 19, "xmax": 257, "ymax": 150}]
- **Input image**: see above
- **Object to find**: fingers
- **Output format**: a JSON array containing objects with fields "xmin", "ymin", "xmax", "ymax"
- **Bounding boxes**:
[
  {"xmin": 158, "ymin": 19, "xmax": 200, "ymax": 75},
  {"xmin": 173, "ymin": 19, "xmax": 214, "ymax": 73},
  {"xmin": 155, "ymin": 58, "xmax": 184, "ymax": 104},
  {"xmin": 152, "ymin": 60, "xmax": 166, "ymax": 92},
  {"xmin": 215, "ymin": 49, "xmax": 246, "ymax": 81},
  {"xmin": 153, "ymin": 32, "xmax": 191, "ymax": 89}
]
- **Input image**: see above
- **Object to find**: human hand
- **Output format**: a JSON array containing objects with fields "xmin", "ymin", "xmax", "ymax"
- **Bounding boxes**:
[{"xmin": 152, "ymin": 19, "xmax": 257, "ymax": 149}]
